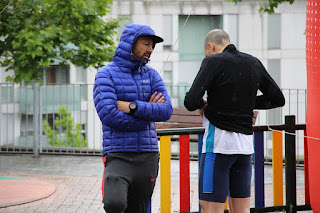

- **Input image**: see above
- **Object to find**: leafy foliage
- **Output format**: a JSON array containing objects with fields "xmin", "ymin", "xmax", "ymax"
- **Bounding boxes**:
[
  {"xmin": 42, "ymin": 105, "xmax": 87, "ymax": 148},
  {"xmin": 0, "ymin": 0, "xmax": 119, "ymax": 83},
  {"xmin": 229, "ymin": 0, "xmax": 295, "ymax": 13}
]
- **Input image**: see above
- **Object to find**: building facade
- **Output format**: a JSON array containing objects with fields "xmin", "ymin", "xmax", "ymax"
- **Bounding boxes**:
[
  {"xmin": 110, "ymin": 0, "xmax": 307, "ymax": 124},
  {"xmin": 0, "ymin": 0, "xmax": 307, "ymax": 151}
]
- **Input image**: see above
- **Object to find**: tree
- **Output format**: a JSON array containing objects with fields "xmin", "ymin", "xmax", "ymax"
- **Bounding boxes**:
[
  {"xmin": 230, "ymin": 0, "xmax": 294, "ymax": 13},
  {"xmin": 0, "ymin": 0, "xmax": 119, "ymax": 83},
  {"xmin": 42, "ymin": 105, "xmax": 87, "ymax": 148}
]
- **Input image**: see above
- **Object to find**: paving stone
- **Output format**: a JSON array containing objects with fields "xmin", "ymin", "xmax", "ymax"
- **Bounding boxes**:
[{"xmin": 0, "ymin": 155, "xmax": 312, "ymax": 213}]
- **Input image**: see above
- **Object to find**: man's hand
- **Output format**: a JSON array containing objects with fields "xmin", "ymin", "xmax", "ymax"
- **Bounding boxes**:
[
  {"xmin": 117, "ymin": 101, "xmax": 130, "ymax": 113},
  {"xmin": 149, "ymin": 91, "xmax": 165, "ymax": 103},
  {"xmin": 198, "ymin": 99, "xmax": 207, "ymax": 118},
  {"xmin": 117, "ymin": 91, "xmax": 165, "ymax": 114},
  {"xmin": 252, "ymin": 110, "xmax": 258, "ymax": 125}
]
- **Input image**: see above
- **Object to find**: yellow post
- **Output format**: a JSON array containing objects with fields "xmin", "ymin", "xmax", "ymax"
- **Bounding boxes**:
[
  {"xmin": 160, "ymin": 135, "xmax": 171, "ymax": 213},
  {"xmin": 272, "ymin": 131, "xmax": 283, "ymax": 206}
]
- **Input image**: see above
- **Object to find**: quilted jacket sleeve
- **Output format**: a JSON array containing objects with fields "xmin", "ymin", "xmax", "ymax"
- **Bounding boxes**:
[
  {"xmin": 93, "ymin": 69, "xmax": 149, "ymax": 131},
  {"xmin": 134, "ymin": 69, "xmax": 173, "ymax": 122}
]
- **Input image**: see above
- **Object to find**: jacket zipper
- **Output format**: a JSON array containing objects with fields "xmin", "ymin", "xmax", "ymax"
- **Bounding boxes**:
[
  {"xmin": 142, "ymin": 87, "xmax": 145, "ymax": 98},
  {"xmin": 139, "ymin": 63, "xmax": 146, "ymax": 100},
  {"xmin": 131, "ymin": 62, "xmax": 146, "ymax": 151},
  {"xmin": 132, "ymin": 63, "xmax": 143, "ymax": 101}
]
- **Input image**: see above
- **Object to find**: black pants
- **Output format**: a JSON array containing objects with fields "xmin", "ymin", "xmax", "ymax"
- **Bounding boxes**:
[{"xmin": 102, "ymin": 152, "xmax": 159, "ymax": 213}]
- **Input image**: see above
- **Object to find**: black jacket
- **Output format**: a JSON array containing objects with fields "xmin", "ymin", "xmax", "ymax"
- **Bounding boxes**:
[{"xmin": 184, "ymin": 44, "xmax": 285, "ymax": 135}]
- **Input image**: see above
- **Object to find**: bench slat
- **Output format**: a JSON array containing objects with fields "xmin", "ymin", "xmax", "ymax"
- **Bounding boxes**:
[
  {"xmin": 155, "ymin": 108, "xmax": 203, "ymax": 129},
  {"xmin": 167, "ymin": 114, "xmax": 202, "ymax": 124},
  {"xmin": 173, "ymin": 108, "xmax": 199, "ymax": 116}
]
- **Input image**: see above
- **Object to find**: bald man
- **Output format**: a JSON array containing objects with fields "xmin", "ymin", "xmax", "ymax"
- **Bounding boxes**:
[{"xmin": 184, "ymin": 29, "xmax": 285, "ymax": 213}]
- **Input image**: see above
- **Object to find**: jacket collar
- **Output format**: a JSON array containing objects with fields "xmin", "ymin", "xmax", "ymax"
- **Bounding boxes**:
[{"xmin": 223, "ymin": 44, "xmax": 237, "ymax": 53}]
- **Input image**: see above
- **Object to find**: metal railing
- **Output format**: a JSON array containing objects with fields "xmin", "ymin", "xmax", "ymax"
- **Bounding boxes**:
[
  {"xmin": 166, "ymin": 85, "xmax": 306, "ymax": 124},
  {"xmin": 0, "ymin": 83, "xmax": 101, "ymax": 155},
  {"xmin": 0, "ymin": 83, "xmax": 312, "ymax": 212},
  {"xmin": 0, "ymin": 83, "xmax": 307, "ymax": 164},
  {"xmin": 154, "ymin": 115, "xmax": 311, "ymax": 213}
]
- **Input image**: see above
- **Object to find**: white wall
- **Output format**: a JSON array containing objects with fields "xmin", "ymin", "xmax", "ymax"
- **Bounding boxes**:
[
  {"xmin": 281, "ymin": 13, "xmax": 307, "ymax": 89},
  {"xmin": 281, "ymin": 14, "xmax": 306, "ymax": 50},
  {"xmin": 282, "ymin": 59, "xmax": 307, "ymax": 89}
]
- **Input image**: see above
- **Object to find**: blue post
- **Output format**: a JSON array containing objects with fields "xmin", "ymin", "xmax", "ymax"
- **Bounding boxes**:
[
  {"xmin": 198, "ymin": 134, "xmax": 203, "ymax": 212},
  {"xmin": 254, "ymin": 131, "xmax": 265, "ymax": 207},
  {"xmin": 198, "ymin": 134, "xmax": 203, "ymax": 171},
  {"xmin": 147, "ymin": 201, "xmax": 151, "ymax": 213}
]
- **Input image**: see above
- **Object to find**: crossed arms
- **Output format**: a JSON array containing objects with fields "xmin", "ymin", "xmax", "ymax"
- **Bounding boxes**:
[{"xmin": 93, "ymin": 70, "xmax": 173, "ymax": 131}]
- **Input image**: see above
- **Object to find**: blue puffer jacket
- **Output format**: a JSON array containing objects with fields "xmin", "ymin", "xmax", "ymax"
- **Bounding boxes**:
[{"xmin": 93, "ymin": 24, "xmax": 173, "ymax": 156}]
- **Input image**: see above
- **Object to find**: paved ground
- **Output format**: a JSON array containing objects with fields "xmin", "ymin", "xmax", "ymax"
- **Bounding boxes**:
[
  {"xmin": 0, "ymin": 154, "xmax": 312, "ymax": 213},
  {"xmin": 0, "ymin": 177, "xmax": 56, "ymax": 208}
]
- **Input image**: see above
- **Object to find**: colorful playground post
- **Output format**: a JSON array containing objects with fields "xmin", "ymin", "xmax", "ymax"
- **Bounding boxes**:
[{"xmin": 306, "ymin": 0, "xmax": 320, "ymax": 212}]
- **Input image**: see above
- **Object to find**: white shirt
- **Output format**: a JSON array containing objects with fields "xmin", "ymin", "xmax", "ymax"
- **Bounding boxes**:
[{"xmin": 202, "ymin": 116, "xmax": 254, "ymax": 155}]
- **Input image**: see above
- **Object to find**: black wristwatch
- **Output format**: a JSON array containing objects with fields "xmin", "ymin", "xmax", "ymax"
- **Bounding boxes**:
[{"xmin": 128, "ymin": 102, "xmax": 137, "ymax": 115}]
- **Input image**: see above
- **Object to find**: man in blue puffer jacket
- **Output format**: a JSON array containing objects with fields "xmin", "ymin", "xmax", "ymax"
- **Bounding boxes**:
[{"xmin": 93, "ymin": 24, "xmax": 172, "ymax": 213}]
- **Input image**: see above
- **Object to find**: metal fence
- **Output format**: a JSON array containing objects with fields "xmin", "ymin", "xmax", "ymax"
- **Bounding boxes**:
[
  {"xmin": 0, "ymin": 83, "xmax": 307, "ymax": 163},
  {"xmin": 0, "ymin": 83, "xmax": 101, "ymax": 155}
]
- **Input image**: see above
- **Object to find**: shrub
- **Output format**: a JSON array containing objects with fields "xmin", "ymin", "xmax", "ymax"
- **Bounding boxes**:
[{"xmin": 42, "ymin": 105, "xmax": 87, "ymax": 148}]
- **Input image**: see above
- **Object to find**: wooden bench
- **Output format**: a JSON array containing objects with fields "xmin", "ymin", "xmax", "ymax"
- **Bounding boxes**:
[{"xmin": 155, "ymin": 108, "xmax": 203, "ymax": 129}]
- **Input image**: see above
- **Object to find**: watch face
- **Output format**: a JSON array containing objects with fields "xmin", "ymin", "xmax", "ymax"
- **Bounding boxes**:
[{"xmin": 129, "ymin": 102, "xmax": 137, "ymax": 110}]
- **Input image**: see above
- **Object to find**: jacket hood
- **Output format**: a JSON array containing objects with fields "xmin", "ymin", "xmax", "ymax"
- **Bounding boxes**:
[{"xmin": 113, "ymin": 24, "xmax": 162, "ymax": 71}]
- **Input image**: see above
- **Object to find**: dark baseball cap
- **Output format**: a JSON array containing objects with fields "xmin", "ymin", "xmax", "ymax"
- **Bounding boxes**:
[{"xmin": 139, "ymin": 34, "xmax": 164, "ymax": 44}]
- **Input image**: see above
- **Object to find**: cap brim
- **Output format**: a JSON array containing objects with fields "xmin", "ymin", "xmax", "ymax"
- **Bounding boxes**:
[{"xmin": 140, "ymin": 34, "xmax": 164, "ymax": 44}]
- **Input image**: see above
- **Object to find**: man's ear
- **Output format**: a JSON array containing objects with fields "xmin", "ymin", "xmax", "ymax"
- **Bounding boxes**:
[{"xmin": 208, "ymin": 42, "xmax": 215, "ymax": 53}]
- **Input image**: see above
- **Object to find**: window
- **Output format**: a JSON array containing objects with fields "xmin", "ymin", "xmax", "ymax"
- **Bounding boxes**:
[
  {"xmin": 1, "ymin": 84, "xmax": 14, "ymax": 103},
  {"xmin": 20, "ymin": 114, "xmax": 34, "ymax": 137},
  {"xmin": 268, "ymin": 59, "xmax": 281, "ymax": 86},
  {"xmin": 44, "ymin": 65, "xmax": 69, "ymax": 84},
  {"xmin": 163, "ymin": 62, "xmax": 173, "ymax": 97},
  {"xmin": 223, "ymin": 15, "xmax": 238, "ymax": 47},
  {"xmin": 163, "ymin": 15, "xmax": 173, "ymax": 51},
  {"xmin": 177, "ymin": 14, "xmax": 238, "ymax": 61},
  {"xmin": 76, "ymin": 66, "xmax": 86, "ymax": 83},
  {"xmin": 267, "ymin": 59, "xmax": 281, "ymax": 124},
  {"xmin": 268, "ymin": 14, "xmax": 281, "ymax": 49},
  {"xmin": 179, "ymin": 15, "xmax": 223, "ymax": 60}
]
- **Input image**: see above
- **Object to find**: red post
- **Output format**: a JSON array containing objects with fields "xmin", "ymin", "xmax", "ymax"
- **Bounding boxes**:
[
  {"xmin": 304, "ymin": 130, "xmax": 310, "ymax": 205},
  {"xmin": 306, "ymin": 0, "xmax": 320, "ymax": 210},
  {"xmin": 180, "ymin": 135, "xmax": 190, "ymax": 212}
]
